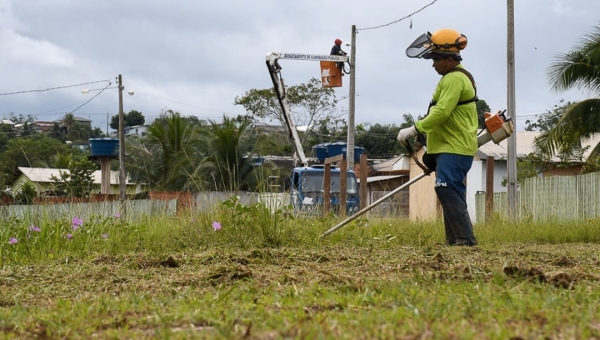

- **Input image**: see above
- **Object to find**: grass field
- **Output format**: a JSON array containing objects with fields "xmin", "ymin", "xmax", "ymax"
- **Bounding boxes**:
[{"xmin": 1, "ymin": 200, "xmax": 600, "ymax": 339}]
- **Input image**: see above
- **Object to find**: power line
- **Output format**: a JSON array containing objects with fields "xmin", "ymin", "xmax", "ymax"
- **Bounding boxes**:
[
  {"xmin": 69, "ymin": 82, "xmax": 113, "ymax": 115},
  {"xmin": 0, "ymin": 80, "xmax": 111, "ymax": 96},
  {"xmin": 358, "ymin": 0, "xmax": 439, "ymax": 31}
]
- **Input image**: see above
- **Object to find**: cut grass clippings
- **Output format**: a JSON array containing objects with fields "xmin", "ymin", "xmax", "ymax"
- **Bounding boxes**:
[{"xmin": 1, "ymin": 208, "xmax": 600, "ymax": 339}]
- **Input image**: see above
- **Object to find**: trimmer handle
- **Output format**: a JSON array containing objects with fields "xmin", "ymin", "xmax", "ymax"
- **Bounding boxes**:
[
  {"xmin": 405, "ymin": 133, "xmax": 427, "ymax": 156},
  {"xmin": 416, "ymin": 133, "xmax": 427, "ymax": 149},
  {"xmin": 404, "ymin": 139, "xmax": 415, "ymax": 155}
]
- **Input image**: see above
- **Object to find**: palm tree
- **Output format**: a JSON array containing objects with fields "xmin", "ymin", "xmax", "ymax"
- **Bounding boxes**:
[
  {"xmin": 198, "ymin": 115, "xmax": 277, "ymax": 192},
  {"xmin": 61, "ymin": 113, "xmax": 77, "ymax": 134},
  {"xmin": 535, "ymin": 24, "xmax": 600, "ymax": 160},
  {"xmin": 132, "ymin": 110, "xmax": 202, "ymax": 191}
]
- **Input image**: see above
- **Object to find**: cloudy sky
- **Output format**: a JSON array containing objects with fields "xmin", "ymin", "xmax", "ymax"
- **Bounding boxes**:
[{"xmin": 1, "ymin": 0, "xmax": 599, "ymax": 134}]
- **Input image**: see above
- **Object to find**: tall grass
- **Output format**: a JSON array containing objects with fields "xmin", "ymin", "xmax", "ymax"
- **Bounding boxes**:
[{"xmin": 2, "ymin": 198, "xmax": 600, "ymax": 265}]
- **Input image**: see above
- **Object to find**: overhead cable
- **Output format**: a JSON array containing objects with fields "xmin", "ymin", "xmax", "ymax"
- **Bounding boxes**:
[
  {"xmin": 0, "ymin": 79, "xmax": 111, "ymax": 96},
  {"xmin": 358, "ymin": 0, "xmax": 439, "ymax": 31}
]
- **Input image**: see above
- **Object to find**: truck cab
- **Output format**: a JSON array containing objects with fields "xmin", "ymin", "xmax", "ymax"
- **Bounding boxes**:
[{"xmin": 290, "ymin": 166, "xmax": 359, "ymax": 215}]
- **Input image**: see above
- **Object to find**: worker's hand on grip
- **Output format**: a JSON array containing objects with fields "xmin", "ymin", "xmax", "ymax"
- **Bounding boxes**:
[{"xmin": 397, "ymin": 125, "xmax": 418, "ymax": 146}]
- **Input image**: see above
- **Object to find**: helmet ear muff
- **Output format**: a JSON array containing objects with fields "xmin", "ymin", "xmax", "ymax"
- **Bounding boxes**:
[
  {"xmin": 456, "ymin": 34, "xmax": 467, "ymax": 50},
  {"xmin": 434, "ymin": 34, "xmax": 467, "ymax": 50}
]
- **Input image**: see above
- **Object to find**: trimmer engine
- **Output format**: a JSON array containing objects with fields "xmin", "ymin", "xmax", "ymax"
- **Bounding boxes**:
[{"xmin": 477, "ymin": 110, "xmax": 514, "ymax": 146}]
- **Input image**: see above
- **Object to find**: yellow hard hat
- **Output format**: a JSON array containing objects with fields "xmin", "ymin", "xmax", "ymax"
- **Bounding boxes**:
[
  {"xmin": 406, "ymin": 28, "xmax": 468, "ymax": 59},
  {"xmin": 429, "ymin": 28, "xmax": 468, "ymax": 53}
]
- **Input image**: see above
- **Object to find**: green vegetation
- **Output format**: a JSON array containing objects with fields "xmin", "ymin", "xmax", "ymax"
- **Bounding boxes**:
[
  {"xmin": 1, "ymin": 200, "xmax": 599, "ymax": 339},
  {"xmin": 537, "ymin": 23, "xmax": 600, "ymax": 161},
  {"xmin": 110, "ymin": 110, "xmax": 145, "ymax": 130},
  {"xmin": 50, "ymin": 156, "xmax": 97, "ymax": 198}
]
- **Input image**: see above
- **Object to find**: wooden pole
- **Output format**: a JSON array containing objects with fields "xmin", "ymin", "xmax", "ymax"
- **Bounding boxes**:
[
  {"xmin": 347, "ymin": 25, "xmax": 357, "ymax": 170},
  {"xmin": 359, "ymin": 153, "xmax": 368, "ymax": 210},
  {"xmin": 340, "ymin": 158, "xmax": 347, "ymax": 217},
  {"xmin": 485, "ymin": 156, "xmax": 495, "ymax": 221}
]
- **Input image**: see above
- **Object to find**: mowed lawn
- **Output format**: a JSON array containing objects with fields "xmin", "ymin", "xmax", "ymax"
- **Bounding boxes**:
[{"xmin": 1, "ymin": 212, "xmax": 600, "ymax": 339}]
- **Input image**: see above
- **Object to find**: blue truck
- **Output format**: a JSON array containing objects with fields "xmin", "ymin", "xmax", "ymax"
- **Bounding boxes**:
[{"xmin": 289, "ymin": 165, "xmax": 360, "ymax": 215}]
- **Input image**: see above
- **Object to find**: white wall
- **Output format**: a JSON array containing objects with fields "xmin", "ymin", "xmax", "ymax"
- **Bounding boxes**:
[
  {"xmin": 467, "ymin": 160, "xmax": 483, "ymax": 223},
  {"xmin": 479, "ymin": 159, "xmax": 509, "ymax": 193}
]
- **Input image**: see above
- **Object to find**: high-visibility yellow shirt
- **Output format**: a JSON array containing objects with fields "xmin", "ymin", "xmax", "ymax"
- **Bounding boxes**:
[{"xmin": 415, "ymin": 65, "xmax": 478, "ymax": 156}]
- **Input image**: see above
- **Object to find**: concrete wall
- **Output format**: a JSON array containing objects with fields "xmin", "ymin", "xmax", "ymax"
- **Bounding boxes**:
[{"xmin": 466, "ymin": 160, "xmax": 483, "ymax": 223}]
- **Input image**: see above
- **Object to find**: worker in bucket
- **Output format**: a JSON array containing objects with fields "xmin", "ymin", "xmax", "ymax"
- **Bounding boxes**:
[
  {"xmin": 330, "ymin": 38, "xmax": 347, "ymax": 56},
  {"xmin": 330, "ymin": 38, "xmax": 347, "ymax": 74},
  {"xmin": 396, "ymin": 28, "xmax": 478, "ymax": 246}
]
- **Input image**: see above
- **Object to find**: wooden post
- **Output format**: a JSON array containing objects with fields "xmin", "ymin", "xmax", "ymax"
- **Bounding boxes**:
[
  {"xmin": 324, "ymin": 163, "xmax": 331, "ymax": 213},
  {"xmin": 340, "ymin": 158, "xmax": 347, "ymax": 217},
  {"xmin": 486, "ymin": 156, "xmax": 495, "ymax": 221},
  {"xmin": 360, "ymin": 153, "xmax": 368, "ymax": 210},
  {"xmin": 324, "ymin": 154, "xmax": 344, "ymax": 216}
]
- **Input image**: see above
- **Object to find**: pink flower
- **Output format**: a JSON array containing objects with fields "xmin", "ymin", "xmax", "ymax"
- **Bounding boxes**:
[
  {"xmin": 72, "ymin": 217, "xmax": 83, "ymax": 230},
  {"xmin": 114, "ymin": 213, "xmax": 121, "ymax": 218},
  {"xmin": 8, "ymin": 238, "xmax": 18, "ymax": 245},
  {"xmin": 66, "ymin": 234, "xmax": 73, "ymax": 240},
  {"xmin": 102, "ymin": 233, "xmax": 109, "ymax": 239},
  {"xmin": 212, "ymin": 221, "xmax": 222, "ymax": 231},
  {"xmin": 29, "ymin": 225, "xmax": 41, "ymax": 232}
]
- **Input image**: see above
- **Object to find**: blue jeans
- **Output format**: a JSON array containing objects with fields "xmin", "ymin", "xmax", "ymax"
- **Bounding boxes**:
[{"xmin": 431, "ymin": 153, "xmax": 477, "ymax": 246}]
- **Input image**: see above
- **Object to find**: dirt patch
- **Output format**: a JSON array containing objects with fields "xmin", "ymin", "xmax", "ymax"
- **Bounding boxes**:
[
  {"xmin": 503, "ymin": 266, "xmax": 577, "ymax": 288},
  {"xmin": 204, "ymin": 265, "xmax": 253, "ymax": 285}
]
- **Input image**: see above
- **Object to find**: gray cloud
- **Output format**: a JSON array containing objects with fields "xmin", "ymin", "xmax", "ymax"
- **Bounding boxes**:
[{"xmin": 1, "ymin": 0, "xmax": 599, "ymax": 132}]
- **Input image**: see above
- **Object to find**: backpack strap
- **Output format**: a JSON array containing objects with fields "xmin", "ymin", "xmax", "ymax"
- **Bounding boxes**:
[
  {"xmin": 425, "ymin": 67, "xmax": 478, "ymax": 115},
  {"xmin": 447, "ymin": 67, "xmax": 478, "ymax": 105}
]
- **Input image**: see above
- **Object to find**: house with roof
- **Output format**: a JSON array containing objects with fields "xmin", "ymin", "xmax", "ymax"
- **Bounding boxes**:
[
  {"xmin": 12, "ymin": 167, "xmax": 139, "ymax": 196},
  {"xmin": 475, "ymin": 131, "xmax": 600, "ymax": 193},
  {"xmin": 363, "ymin": 131, "xmax": 600, "ymax": 222},
  {"xmin": 57, "ymin": 115, "xmax": 92, "ymax": 127},
  {"xmin": 124, "ymin": 125, "xmax": 148, "ymax": 137},
  {"xmin": 31, "ymin": 120, "xmax": 56, "ymax": 133},
  {"xmin": 359, "ymin": 150, "xmax": 439, "ymax": 219}
]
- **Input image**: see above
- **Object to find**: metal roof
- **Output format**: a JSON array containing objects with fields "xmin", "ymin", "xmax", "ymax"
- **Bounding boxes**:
[
  {"xmin": 18, "ymin": 167, "xmax": 130, "ymax": 185},
  {"xmin": 371, "ymin": 155, "xmax": 409, "ymax": 172},
  {"xmin": 476, "ymin": 131, "xmax": 600, "ymax": 162}
]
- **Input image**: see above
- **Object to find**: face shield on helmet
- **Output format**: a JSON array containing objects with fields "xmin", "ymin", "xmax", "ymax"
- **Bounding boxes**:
[{"xmin": 406, "ymin": 29, "xmax": 467, "ymax": 60}]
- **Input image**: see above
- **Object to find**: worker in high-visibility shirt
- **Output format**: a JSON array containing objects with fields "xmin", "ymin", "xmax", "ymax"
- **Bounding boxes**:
[{"xmin": 397, "ymin": 28, "xmax": 479, "ymax": 246}]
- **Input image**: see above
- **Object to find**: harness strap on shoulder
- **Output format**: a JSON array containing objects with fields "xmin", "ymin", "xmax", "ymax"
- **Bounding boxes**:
[
  {"xmin": 425, "ymin": 67, "xmax": 479, "ymax": 116},
  {"xmin": 446, "ymin": 68, "xmax": 478, "ymax": 105}
]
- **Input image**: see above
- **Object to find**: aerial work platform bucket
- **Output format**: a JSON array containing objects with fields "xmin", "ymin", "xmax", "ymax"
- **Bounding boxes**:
[{"xmin": 320, "ymin": 61, "xmax": 343, "ymax": 88}]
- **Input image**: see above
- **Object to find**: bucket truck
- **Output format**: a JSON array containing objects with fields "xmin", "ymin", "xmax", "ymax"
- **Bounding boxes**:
[{"xmin": 265, "ymin": 52, "xmax": 359, "ymax": 215}]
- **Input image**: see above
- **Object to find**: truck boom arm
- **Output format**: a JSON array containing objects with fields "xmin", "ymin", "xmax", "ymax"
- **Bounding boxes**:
[{"xmin": 265, "ymin": 52, "xmax": 349, "ymax": 167}]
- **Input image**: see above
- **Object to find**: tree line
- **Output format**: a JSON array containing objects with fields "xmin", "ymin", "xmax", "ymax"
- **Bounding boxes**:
[{"xmin": 1, "ymin": 23, "xmax": 599, "ymax": 202}]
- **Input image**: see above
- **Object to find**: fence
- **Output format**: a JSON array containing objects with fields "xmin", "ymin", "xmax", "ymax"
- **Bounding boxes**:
[
  {"xmin": 5, "ymin": 171, "xmax": 598, "ymax": 224},
  {"xmin": 0, "ymin": 191, "xmax": 291, "ymax": 223},
  {"xmin": 0, "ymin": 199, "xmax": 178, "ymax": 222},
  {"xmin": 475, "ymin": 172, "xmax": 600, "ymax": 223}
]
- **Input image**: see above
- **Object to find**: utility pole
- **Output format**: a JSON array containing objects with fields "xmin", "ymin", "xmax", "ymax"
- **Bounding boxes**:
[
  {"xmin": 347, "ymin": 25, "xmax": 357, "ymax": 170},
  {"xmin": 117, "ymin": 74, "xmax": 127, "ymax": 216},
  {"xmin": 506, "ymin": 0, "xmax": 518, "ymax": 220}
]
